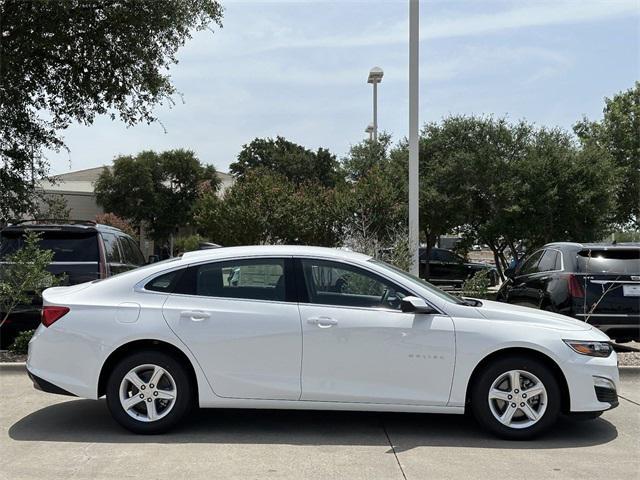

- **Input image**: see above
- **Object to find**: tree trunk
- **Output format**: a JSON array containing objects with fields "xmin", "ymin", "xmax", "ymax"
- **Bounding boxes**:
[{"xmin": 489, "ymin": 243, "xmax": 505, "ymax": 281}]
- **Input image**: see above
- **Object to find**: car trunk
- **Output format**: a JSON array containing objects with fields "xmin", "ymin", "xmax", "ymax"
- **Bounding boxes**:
[{"xmin": 573, "ymin": 248, "xmax": 640, "ymax": 317}]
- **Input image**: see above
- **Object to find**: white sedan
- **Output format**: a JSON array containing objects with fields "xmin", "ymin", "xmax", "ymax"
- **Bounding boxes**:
[{"xmin": 27, "ymin": 246, "xmax": 619, "ymax": 439}]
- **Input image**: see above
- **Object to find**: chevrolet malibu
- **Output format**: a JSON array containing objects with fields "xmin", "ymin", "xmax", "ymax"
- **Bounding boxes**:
[{"xmin": 27, "ymin": 246, "xmax": 619, "ymax": 439}]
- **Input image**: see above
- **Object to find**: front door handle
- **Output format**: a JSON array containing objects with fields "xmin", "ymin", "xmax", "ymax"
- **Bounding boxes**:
[
  {"xmin": 180, "ymin": 310, "xmax": 210, "ymax": 321},
  {"xmin": 307, "ymin": 316, "xmax": 338, "ymax": 328}
]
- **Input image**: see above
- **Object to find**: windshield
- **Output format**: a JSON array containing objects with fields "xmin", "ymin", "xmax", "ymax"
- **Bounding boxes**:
[{"xmin": 369, "ymin": 259, "xmax": 465, "ymax": 305}]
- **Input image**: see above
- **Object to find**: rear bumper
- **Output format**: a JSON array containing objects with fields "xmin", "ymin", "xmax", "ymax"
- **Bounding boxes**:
[{"xmin": 27, "ymin": 369, "xmax": 76, "ymax": 397}]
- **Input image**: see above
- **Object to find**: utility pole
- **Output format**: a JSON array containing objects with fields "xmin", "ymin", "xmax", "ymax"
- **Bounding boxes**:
[{"xmin": 408, "ymin": 0, "xmax": 420, "ymax": 275}]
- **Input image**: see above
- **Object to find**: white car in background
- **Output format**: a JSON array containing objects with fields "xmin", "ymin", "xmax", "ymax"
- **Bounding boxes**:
[{"xmin": 27, "ymin": 246, "xmax": 619, "ymax": 439}]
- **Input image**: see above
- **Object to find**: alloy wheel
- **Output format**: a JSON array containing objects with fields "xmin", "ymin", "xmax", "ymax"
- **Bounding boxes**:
[
  {"xmin": 119, "ymin": 364, "xmax": 177, "ymax": 422},
  {"xmin": 487, "ymin": 369, "xmax": 548, "ymax": 429}
]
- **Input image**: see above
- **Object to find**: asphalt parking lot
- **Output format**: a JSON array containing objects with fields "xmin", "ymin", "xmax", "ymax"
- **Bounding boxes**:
[{"xmin": 1, "ymin": 364, "xmax": 638, "ymax": 480}]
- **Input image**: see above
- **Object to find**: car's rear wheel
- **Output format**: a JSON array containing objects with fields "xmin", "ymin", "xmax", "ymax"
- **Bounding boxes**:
[
  {"xmin": 471, "ymin": 356, "xmax": 561, "ymax": 439},
  {"xmin": 106, "ymin": 351, "xmax": 193, "ymax": 434}
]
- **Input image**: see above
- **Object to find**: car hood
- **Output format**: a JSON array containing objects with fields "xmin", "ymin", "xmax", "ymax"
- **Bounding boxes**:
[{"xmin": 475, "ymin": 299, "xmax": 592, "ymax": 332}]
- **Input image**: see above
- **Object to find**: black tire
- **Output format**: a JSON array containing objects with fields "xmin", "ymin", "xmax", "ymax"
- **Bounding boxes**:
[
  {"xmin": 471, "ymin": 355, "xmax": 561, "ymax": 440},
  {"xmin": 106, "ymin": 350, "xmax": 193, "ymax": 434}
]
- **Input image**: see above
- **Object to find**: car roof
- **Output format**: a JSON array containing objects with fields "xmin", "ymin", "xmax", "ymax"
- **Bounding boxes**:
[
  {"xmin": 544, "ymin": 242, "xmax": 640, "ymax": 251},
  {"xmin": 180, "ymin": 245, "xmax": 372, "ymax": 263},
  {"xmin": 1, "ymin": 221, "xmax": 128, "ymax": 236}
]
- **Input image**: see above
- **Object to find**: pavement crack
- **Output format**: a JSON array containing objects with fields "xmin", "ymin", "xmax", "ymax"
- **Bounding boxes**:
[
  {"xmin": 619, "ymin": 394, "xmax": 640, "ymax": 406},
  {"xmin": 380, "ymin": 418, "xmax": 408, "ymax": 480}
]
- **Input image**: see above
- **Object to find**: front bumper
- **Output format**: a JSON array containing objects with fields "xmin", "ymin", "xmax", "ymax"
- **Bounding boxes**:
[{"xmin": 562, "ymin": 349, "xmax": 620, "ymax": 413}]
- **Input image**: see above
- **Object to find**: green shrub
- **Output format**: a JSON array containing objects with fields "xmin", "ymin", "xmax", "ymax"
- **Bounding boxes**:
[
  {"xmin": 461, "ymin": 270, "xmax": 491, "ymax": 299},
  {"xmin": 8, "ymin": 329, "xmax": 35, "ymax": 355},
  {"xmin": 174, "ymin": 234, "xmax": 205, "ymax": 254}
]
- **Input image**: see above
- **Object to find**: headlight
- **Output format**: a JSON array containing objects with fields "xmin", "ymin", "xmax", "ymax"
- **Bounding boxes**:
[{"xmin": 563, "ymin": 340, "xmax": 613, "ymax": 357}]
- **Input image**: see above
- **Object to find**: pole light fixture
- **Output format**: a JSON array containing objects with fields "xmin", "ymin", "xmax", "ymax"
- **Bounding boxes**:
[
  {"xmin": 365, "ymin": 123, "xmax": 374, "ymax": 141},
  {"xmin": 367, "ymin": 67, "xmax": 384, "ymax": 142}
]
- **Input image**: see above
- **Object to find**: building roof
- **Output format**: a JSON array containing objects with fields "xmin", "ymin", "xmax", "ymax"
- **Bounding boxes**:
[{"xmin": 40, "ymin": 165, "xmax": 233, "ymax": 194}]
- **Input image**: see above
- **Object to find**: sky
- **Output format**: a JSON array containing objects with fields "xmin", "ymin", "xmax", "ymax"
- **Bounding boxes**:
[{"xmin": 48, "ymin": 0, "xmax": 640, "ymax": 175}]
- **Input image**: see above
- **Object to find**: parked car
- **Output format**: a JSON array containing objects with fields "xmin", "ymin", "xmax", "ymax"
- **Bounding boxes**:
[
  {"xmin": 28, "ymin": 245, "xmax": 618, "ymax": 439},
  {"xmin": 419, "ymin": 247, "xmax": 499, "ymax": 288},
  {"xmin": 496, "ymin": 242, "xmax": 640, "ymax": 342},
  {"xmin": 0, "ymin": 220, "xmax": 146, "ymax": 347}
]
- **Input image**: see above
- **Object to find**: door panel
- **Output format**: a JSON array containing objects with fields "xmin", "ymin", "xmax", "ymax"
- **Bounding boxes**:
[
  {"xmin": 297, "ymin": 257, "xmax": 455, "ymax": 405},
  {"xmin": 162, "ymin": 257, "xmax": 302, "ymax": 400},
  {"xmin": 300, "ymin": 305, "xmax": 456, "ymax": 405},
  {"xmin": 163, "ymin": 296, "xmax": 302, "ymax": 400}
]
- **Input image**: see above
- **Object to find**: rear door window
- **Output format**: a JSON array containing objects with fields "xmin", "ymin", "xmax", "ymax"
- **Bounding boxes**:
[
  {"xmin": 125, "ymin": 237, "xmax": 145, "ymax": 266},
  {"xmin": 0, "ymin": 230, "xmax": 98, "ymax": 262},
  {"xmin": 537, "ymin": 250, "xmax": 559, "ymax": 272},
  {"xmin": 176, "ymin": 258, "xmax": 287, "ymax": 302},
  {"xmin": 577, "ymin": 249, "xmax": 640, "ymax": 274},
  {"xmin": 118, "ymin": 236, "xmax": 144, "ymax": 266}
]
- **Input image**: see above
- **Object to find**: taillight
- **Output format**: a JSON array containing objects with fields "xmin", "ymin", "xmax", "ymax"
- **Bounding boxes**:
[
  {"xmin": 41, "ymin": 306, "xmax": 70, "ymax": 327},
  {"xmin": 567, "ymin": 274, "xmax": 584, "ymax": 298}
]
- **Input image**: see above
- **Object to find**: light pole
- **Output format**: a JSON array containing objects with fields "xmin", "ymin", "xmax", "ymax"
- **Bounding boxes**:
[
  {"xmin": 408, "ymin": 0, "xmax": 419, "ymax": 275},
  {"xmin": 365, "ymin": 123, "xmax": 374, "ymax": 141},
  {"xmin": 367, "ymin": 67, "xmax": 384, "ymax": 142}
]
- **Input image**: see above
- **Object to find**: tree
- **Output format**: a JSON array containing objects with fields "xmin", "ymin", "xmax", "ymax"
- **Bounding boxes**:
[
  {"xmin": 0, "ymin": 231, "xmax": 60, "ymax": 327},
  {"xmin": 342, "ymin": 132, "xmax": 393, "ymax": 181},
  {"xmin": 37, "ymin": 194, "xmax": 71, "ymax": 221},
  {"xmin": 390, "ymin": 115, "xmax": 618, "ymax": 278},
  {"xmin": 230, "ymin": 136, "xmax": 342, "ymax": 188},
  {"xmin": 512, "ymin": 128, "xmax": 617, "ymax": 250},
  {"xmin": 194, "ymin": 170, "xmax": 341, "ymax": 247},
  {"xmin": 574, "ymin": 82, "xmax": 639, "ymax": 227},
  {"xmin": 95, "ymin": 213, "xmax": 137, "ymax": 239},
  {"xmin": 95, "ymin": 150, "xmax": 219, "ymax": 241},
  {"xmin": 0, "ymin": 0, "xmax": 223, "ymax": 222}
]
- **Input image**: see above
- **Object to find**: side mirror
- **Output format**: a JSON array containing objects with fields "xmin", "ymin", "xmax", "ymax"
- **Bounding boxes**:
[
  {"xmin": 401, "ymin": 296, "xmax": 437, "ymax": 314},
  {"xmin": 147, "ymin": 255, "xmax": 159, "ymax": 264},
  {"xmin": 504, "ymin": 267, "xmax": 515, "ymax": 278}
]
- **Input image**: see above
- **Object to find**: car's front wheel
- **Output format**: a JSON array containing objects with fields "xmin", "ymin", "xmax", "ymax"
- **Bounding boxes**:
[
  {"xmin": 106, "ymin": 351, "xmax": 193, "ymax": 434},
  {"xmin": 471, "ymin": 355, "xmax": 561, "ymax": 439}
]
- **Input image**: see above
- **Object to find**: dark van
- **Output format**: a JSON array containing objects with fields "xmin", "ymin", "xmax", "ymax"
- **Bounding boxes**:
[{"xmin": 0, "ymin": 220, "xmax": 146, "ymax": 347}]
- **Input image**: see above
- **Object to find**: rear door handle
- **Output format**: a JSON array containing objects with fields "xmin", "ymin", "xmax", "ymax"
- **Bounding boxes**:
[
  {"xmin": 180, "ymin": 310, "xmax": 210, "ymax": 321},
  {"xmin": 307, "ymin": 316, "xmax": 338, "ymax": 328}
]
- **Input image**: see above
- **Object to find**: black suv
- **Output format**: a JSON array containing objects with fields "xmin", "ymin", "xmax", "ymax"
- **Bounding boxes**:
[
  {"xmin": 0, "ymin": 220, "xmax": 146, "ymax": 347},
  {"xmin": 496, "ymin": 242, "xmax": 640, "ymax": 342},
  {"xmin": 419, "ymin": 247, "xmax": 499, "ymax": 289}
]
